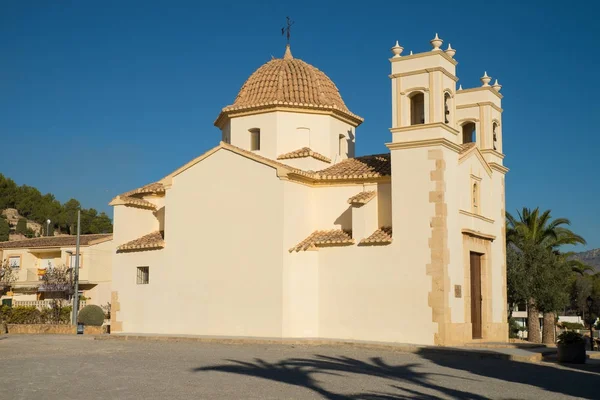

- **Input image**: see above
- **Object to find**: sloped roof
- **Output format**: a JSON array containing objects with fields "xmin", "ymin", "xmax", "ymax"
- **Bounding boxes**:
[
  {"xmin": 347, "ymin": 191, "xmax": 377, "ymax": 205},
  {"xmin": 0, "ymin": 234, "xmax": 112, "ymax": 249},
  {"xmin": 277, "ymin": 147, "xmax": 331, "ymax": 163},
  {"xmin": 120, "ymin": 182, "xmax": 165, "ymax": 198},
  {"xmin": 289, "ymin": 229, "xmax": 354, "ymax": 252},
  {"xmin": 359, "ymin": 227, "xmax": 393, "ymax": 246},
  {"xmin": 117, "ymin": 231, "xmax": 164, "ymax": 252},
  {"xmin": 117, "ymin": 196, "xmax": 157, "ymax": 210},
  {"xmin": 314, "ymin": 153, "xmax": 391, "ymax": 180}
]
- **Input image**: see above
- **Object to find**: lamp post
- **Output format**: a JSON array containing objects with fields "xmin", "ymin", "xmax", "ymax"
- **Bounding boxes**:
[
  {"xmin": 71, "ymin": 210, "xmax": 81, "ymax": 325},
  {"xmin": 46, "ymin": 219, "xmax": 51, "ymax": 236},
  {"xmin": 587, "ymin": 296, "xmax": 594, "ymax": 351}
]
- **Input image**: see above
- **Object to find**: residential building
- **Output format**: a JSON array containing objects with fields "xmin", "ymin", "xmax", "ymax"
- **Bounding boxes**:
[
  {"xmin": 110, "ymin": 35, "xmax": 508, "ymax": 345},
  {"xmin": 0, "ymin": 234, "xmax": 113, "ymax": 307}
]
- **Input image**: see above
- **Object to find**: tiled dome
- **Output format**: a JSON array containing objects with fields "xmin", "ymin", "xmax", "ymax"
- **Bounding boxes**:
[{"xmin": 217, "ymin": 45, "xmax": 362, "ymax": 125}]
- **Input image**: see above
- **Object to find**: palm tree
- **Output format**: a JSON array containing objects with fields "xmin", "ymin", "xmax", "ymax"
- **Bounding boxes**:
[{"xmin": 507, "ymin": 207, "xmax": 586, "ymax": 344}]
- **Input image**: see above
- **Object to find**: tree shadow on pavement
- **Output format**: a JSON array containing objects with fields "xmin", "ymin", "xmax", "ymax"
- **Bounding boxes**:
[
  {"xmin": 193, "ymin": 350, "xmax": 600, "ymax": 399},
  {"xmin": 416, "ymin": 348, "xmax": 600, "ymax": 399},
  {"xmin": 193, "ymin": 354, "xmax": 488, "ymax": 399}
]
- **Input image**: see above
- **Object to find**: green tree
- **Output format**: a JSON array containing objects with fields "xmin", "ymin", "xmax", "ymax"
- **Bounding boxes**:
[
  {"xmin": 0, "ymin": 218, "xmax": 9, "ymax": 242},
  {"xmin": 15, "ymin": 217, "xmax": 27, "ymax": 235},
  {"xmin": 59, "ymin": 199, "xmax": 81, "ymax": 234},
  {"xmin": 507, "ymin": 207, "xmax": 586, "ymax": 344}
]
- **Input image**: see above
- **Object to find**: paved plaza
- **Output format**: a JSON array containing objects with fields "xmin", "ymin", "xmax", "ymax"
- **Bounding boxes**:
[{"xmin": 1, "ymin": 335, "xmax": 600, "ymax": 399}]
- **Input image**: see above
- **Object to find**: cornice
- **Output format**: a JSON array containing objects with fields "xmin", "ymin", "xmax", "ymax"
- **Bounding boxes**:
[
  {"xmin": 389, "ymin": 121, "xmax": 459, "ymax": 136},
  {"xmin": 389, "ymin": 50, "xmax": 458, "ymax": 66},
  {"xmin": 461, "ymin": 228, "xmax": 496, "ymax": 241},
  {"xmin": 489, "ymin": 162, "xmax": 509, "ymax": 174},
  {"xmin": 214, "ymin": 104, "xmax": 363, "ymax": 129},
  {"xmin": 456, "ymin": 86, "xmax": 503, "ymax": 100},
  {"xmin": 390, "ymin": 66, "xmax": 459, "ymax": 82},
  {"xmin": 386, "ymin": 138, "xmax": 462, "ymax": 153},
  {"xmin": 480, "ymin": 149, "xmax": 506, "ymax": 160},
  {"xmin": 456, "ymin": 101, "xmax": 503, "ymax": 113},
  {"xmin": 459, "ymin": 210, "xmax": 495, "ymax": 224}
]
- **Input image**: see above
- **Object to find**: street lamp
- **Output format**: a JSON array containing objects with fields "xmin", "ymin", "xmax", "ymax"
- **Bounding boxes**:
[
  {"xmin": 46, "ymin": 219, "xmax": 51, "ymax": 237},
  {"xmin": 587, "ymin": 296, "xmax": 594, "ymax": 351}
]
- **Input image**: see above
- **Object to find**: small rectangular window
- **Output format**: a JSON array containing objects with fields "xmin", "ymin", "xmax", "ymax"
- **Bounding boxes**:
[
  {"xmin": 250, "ymin": 129, "xmax": 260, "ymax": 151},
  {"xmin": 137, "ymin": 266, "xmax": 149, "ymax": 285},
  {"xmin": 8, "ymin": 256, "xmax": 20, "ymax": 269}
]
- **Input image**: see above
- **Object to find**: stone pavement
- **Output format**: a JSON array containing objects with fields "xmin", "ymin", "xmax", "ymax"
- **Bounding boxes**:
[{"xmin": 3, "ymin": 334, "xmax": 600, "ymax": 399}]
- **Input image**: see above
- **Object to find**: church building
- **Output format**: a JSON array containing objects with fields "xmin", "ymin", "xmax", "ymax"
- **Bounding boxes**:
[{"xmin": 109, "ymin": 35, "xmax": 508, "ymax": 345}]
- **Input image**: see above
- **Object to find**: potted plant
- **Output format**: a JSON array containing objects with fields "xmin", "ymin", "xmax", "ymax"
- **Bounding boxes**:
[{"xmin": 557, "ymin": 331, "xmax": 586, "ymax": 364}]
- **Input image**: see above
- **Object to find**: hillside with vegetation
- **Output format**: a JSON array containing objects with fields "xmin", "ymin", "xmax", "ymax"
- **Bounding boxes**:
[
  {"xmin": 0, "ymin": 173, "xmax": 112, "ymax": 241},
  {"xmin": 572, "ymin": 248, "xmax": 600, "ymax": 272}
]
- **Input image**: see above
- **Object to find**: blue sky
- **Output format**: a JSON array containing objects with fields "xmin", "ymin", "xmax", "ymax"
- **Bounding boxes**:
[{"xmin": 1, "ymin": 1, "xmax": 598, "ymax": 250}]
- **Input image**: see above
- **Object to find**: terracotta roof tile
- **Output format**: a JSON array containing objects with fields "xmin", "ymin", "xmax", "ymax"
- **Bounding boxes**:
[
  {"xmin": 117, "ymin": 231, "xmax": 164, "ymax": 252},
  {"xmin": 120, "ymin": 182, "xmax": 165, "ymax": 198},
  {"xmin": 347, "ymin": 191, "xmax": 377, "ymax": 205},
  {"xmin": 217, "ymin": 45, "xmax": 363, "ymax": 124},
  {"xmin": 289, "ymin": 229, "xmax": 354, "ymax": 252},
  {"xmin": 118, "ymin": 196, "xmax": 157, "ymax": 210},
  {"xmin": 359, "ymin": 227, "xmax": 393, "ymax": 246},
  {"xmin": 277, "ymin": 147, "xmax": 331, "ymax": 163},
  {"xmin": 0, "ymin": 234, "xmax": 112, "ymax": 249},
  {"xmin": 315, "ymin": 153, "xmax": 391, "ymax": 180}
]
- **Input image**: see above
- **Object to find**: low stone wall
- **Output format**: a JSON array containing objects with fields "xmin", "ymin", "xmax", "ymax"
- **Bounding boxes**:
[{"xmin": 6, "ymin": 324, "xmax": 103, "ymax": 335}]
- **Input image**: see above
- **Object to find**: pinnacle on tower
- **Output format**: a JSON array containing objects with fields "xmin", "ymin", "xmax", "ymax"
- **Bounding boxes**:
[
  {"xmin": 430, "ymin": 33, "xmax": 443, "ymax": 51},
  {"xmin": 492, "ymin": 79, "xmax": 502, "ymax": 92},
  {"xmin": 391, "ymin": 41, "xmax": 403, "ymax": 58},
  {"xmin": 480, "ymin": 72, "xmax": 492, "ymax": 87}
]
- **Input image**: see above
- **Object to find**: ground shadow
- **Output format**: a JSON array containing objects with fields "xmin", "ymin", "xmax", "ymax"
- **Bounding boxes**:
[
  {"xmin": 193, "ymin": 351, "xmax": 600, "ymax": 399},
  {"xmin": 193, "ymin": 354, "xmax": 487, "ymax": 399},
  {"xmin": 416, "ymin": 348, "xmax": 600, "ymax": 399}
]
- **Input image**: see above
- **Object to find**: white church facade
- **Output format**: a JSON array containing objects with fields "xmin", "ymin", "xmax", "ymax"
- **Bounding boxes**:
[{"xmin": 109, "ymin": 35, "xmax": 508, "ymax": 346}]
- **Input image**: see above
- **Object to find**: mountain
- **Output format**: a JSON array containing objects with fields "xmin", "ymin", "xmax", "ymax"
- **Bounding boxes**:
[{"xmin": 572, "ymin": 248, "xmax": 600, "ymax": 272}]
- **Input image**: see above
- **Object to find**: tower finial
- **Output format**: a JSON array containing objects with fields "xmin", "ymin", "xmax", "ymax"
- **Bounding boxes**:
[
  {"xmin": 480, "ymin": 71, "xmax": 492, "ymax": 87},
  {"xmin": 445, "ymin": 43, "xmax": 456, "ymax": 58},
  {"xmin": 281, "ymin": 16, "xmax": 295, "ymax": 45},
  {"xmin": 492, "ymin": 79, "xmax": 502, "ymax": 92},
  {"xmin": 430, "ymin": 33, "xmax": 443, "ymax": 51},
  {"xmin": 391, "ymin": 41, "xmax": 403, "ymax": 58}
]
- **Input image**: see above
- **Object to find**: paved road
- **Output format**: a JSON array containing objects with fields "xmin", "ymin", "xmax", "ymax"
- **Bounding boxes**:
[{"xmin": 1, "ymin": 335, "xmax": 599, "ymax": 399}]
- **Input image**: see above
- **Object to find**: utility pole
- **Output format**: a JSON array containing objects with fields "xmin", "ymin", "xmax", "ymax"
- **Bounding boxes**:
[{"xmin": 71, "ymin": 210, "xmax": 81, "ymax": 325}]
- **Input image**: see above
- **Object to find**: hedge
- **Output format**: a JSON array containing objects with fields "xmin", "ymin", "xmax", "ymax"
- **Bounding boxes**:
[{"xmin": 0, "ymin": 305, "xmax": 71, "ymax": 325}]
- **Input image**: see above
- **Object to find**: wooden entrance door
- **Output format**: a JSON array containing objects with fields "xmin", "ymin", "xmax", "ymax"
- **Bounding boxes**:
[{"xmin": 470, "ymin": 252, "xmax": 483, "ymax": 339}]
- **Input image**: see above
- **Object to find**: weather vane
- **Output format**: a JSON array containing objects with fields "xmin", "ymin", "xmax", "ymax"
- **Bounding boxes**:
[{"xmin": 281, "ymin": 16, "xmax": 294, "ymax": 44}]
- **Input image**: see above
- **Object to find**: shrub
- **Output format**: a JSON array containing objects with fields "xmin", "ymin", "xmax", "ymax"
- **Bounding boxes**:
[
  {"xmin": 40, "ymin": 305, "xmax": 72, "ymax": 324},
  {"xmin": 561, "ymin": 321, "xmax": 585, "ymax": 331},
  {"xmin": 7, "ymin": 306, "xmax": 42, "ymax": 324},
  {"xmin": 77, "ymin": 305, "xmax": 105, "ymax": 326},
  {"xmin": 558, "ymin": 331, "xmax": 585, "ymax": 345},
  {"xmin": 509, "ymin": 318, "xmax": 521, "ymax": 339},
  {"xmin": 0, "ymin": 305, "xmax": 11, "ymax": 322}
]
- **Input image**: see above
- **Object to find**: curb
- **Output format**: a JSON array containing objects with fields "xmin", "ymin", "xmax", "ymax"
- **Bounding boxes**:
[{"xmin": 95, "ymin": 335, "xmax": 556, "ymax": 363}]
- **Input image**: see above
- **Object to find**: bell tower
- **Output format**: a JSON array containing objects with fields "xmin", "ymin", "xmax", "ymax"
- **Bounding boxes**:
[
  {"xmin": 387, "ymin": 35, "xmax": 463, "ymax": 345},
  {"xmin": 390, "ymin": 34, "xmax": 459, "ymax": 135}
]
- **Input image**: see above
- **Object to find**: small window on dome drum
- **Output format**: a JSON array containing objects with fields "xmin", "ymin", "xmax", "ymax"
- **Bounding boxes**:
[{"xmin": 250, "ymin": 128, "xmax": 260, "ymax": 151}]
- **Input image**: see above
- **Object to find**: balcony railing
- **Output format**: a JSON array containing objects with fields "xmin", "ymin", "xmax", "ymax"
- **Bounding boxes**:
[{"xmin": 12, "ymin": 299, "xmax": 87, "ymax": 311}]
